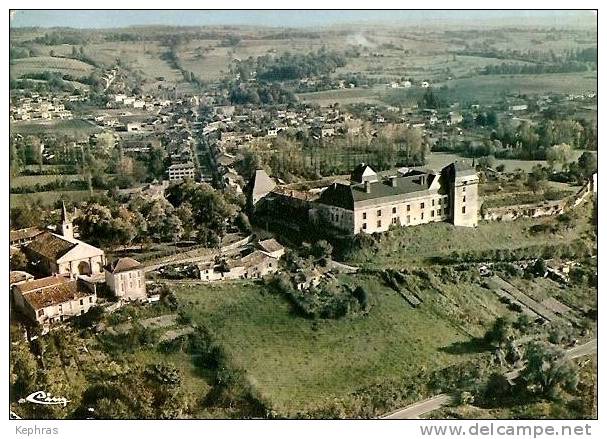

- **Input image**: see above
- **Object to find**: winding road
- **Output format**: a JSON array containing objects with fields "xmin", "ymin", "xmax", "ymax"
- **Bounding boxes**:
[{"xmin": 381, "ymin": 338, "xmax": 597, "ymax": 419}]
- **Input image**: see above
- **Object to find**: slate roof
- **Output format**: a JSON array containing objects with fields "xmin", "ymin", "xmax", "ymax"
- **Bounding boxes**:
[
  {"xmin": 350, "ymin": 163, "xmax": 377, "ymax": 183},
  {"xmin": 448, "ymin": 161, "xmax": 477, "ymax": 178},
  {"xmin": 318, "ymin": 173, "xmax": 435, "ymax": 209},
  {"xmin": 248, "ymin": 169, "xmax": 277, "ymax": 199},
  {"xmin": 317, "ymin": 182, "xmax": 355, "ymax": 210}
]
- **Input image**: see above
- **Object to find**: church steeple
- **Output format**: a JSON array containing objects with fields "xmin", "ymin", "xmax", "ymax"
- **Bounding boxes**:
[{"xmin": 60, "ymin": 201, "xmax": 74, "ymax": 240}]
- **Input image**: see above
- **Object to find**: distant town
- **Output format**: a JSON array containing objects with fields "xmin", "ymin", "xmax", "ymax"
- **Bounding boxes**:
[{"xmin": 10, "ymin": 14, "xmax": 597, "ymax": 421}]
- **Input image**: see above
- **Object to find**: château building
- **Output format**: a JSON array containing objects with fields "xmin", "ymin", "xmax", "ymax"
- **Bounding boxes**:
[
  {"xmin": 313, "ymin": 161, "xmax": 478, "ymax": 234},
  {"xmin": 248, "ymin": 161, "xmax": 479, "ymax": 235}
]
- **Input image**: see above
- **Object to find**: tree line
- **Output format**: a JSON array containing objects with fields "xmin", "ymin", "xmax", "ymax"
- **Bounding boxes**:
[{"xmin": 481, "ymin": 61, "xmax": 590, "ymax": 76}]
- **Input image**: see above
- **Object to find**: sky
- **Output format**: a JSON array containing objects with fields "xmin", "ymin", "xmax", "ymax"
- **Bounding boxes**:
[{"xmin": 9, "ymin": 10, "xmax": 597, "ymax": 29}]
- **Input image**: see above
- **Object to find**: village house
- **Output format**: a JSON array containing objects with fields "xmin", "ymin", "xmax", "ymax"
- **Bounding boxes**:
[
  {"xmin": 12, "ymin": 275, "xmax": 97, "ymax": 327},
  {"xmin": 197, "ymin": 250, "xmax": 280, "ymax": 282},
  {"xmin": 447, "ymin": 112, "xmax": 463, "ymax": 126},
  {"xmin": 257, "ymin": 238, "xmax": 285, "ymax": 259},
  {"xmin": 168, "ymin": 162, "xmax": 196, "ymax": 182},
  {"xmin": 104, "ymin": 257, "xmax": 147, "ymax": 302},
  {"xmin": 24, "ymin": 204, "xmax": 106, "ymax": 279},
  {"xmin": 10, "ymin": 227, "xmax": 44, "ymax": 248},
  {"xmin": 197, "ymin": 239, "xmax": 284, "ymax": 282},
  {"xmin": 311, "ymin": 125, "xmax": 336, "ymax": 139}
]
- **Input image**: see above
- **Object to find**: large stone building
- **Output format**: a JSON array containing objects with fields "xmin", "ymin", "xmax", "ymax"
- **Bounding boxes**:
[
  {"xmin": 314, "ymin": 162, "xmax": 478, "ymax": 234},
  {"xmin": 168, "ymin": 162, "xmax": 196, "ymax": 182},
  {"xmin": 24, "ymin": 203, "xmax": 106, "ymax": 278},
  {"xmin": 248, "ymin": 161, "xmax": 478, "ymax": 235}
]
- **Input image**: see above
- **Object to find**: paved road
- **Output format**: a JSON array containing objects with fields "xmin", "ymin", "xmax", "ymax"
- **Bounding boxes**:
[
  {"xmin": 381, "ymin": 338, "xmax": 597, "ymax": 420},
  {"xmin": 382, "ymin": 394, "xmax": 454, "ymax": 420}
]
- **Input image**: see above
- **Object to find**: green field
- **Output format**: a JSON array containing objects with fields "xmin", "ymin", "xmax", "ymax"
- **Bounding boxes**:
[
  {"xmin": 10, "ymin": 56, "xmax": 95, "ymax": 78},
  {"xmin": 10, "ymin": 190, "xmax": 105, "ymax": 208},
  {"xmin": 346, "ymin": 199, "xmax": 594, "ymax": 268},
  {"xmin": 11, "ymin": 174, "xmax": 83, "ymax": 189},
  {"xmin": 10, "ymin": 119, "xmax": 101, "ymax": 137},
  {"xmin": 298, "ymin": 86, "xmax": 386, "ymax": 106},
  {"xmin": 172, "ymin": 274, "xmax": 510, "ymax": 416},
  {"xmin": 425, "ymin": 151, "xmax": 586, "ymax": 173}
]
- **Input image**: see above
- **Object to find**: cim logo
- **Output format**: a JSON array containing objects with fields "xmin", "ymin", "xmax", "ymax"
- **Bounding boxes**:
[{"xmin": 23, "ymin": 391, "xmax": 70, "ymax": 407}]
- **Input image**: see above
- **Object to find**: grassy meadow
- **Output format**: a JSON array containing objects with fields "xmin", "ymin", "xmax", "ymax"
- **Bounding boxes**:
[
  {"xmin": 171, "ymin": 275, "xmax": 512, "ymax": 416},
  {"xmin": 345, "ymin": 198, "xmax": 595, "ymax": 268},
  {"xmin": 10, "ymin": 55, "xmax": 95, "ymax": 78}
]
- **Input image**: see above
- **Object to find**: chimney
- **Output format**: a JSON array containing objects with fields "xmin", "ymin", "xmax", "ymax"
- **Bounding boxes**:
[
  {"xmin": 390, "ymin": 176, "xmax": 398, "ymax": 187},
  {"xmin": 364, "ymin": 180, "xmax": 371, "ymax": 193},
  {"xmin": 420, "ymin": 175, "xmax": 426, "ymax": 186}
]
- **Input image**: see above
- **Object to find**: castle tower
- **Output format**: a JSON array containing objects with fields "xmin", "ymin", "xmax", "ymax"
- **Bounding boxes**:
[
  {"xmin": 445, "ymin": 162, "xmax": 479, "ymax": 228},
  {"xmin": 60, "ymin": 201, "xmax": 74, "ymax": 240}
]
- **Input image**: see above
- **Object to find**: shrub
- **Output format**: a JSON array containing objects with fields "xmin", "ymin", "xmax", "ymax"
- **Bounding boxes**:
[{"xmin": 352, "ymin": 286, "xmax": 370, "ymax": 311}]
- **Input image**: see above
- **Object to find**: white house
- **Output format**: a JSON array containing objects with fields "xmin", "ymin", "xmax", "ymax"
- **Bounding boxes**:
[{"xmin": 104, "ymin": 257, "xmax": 147, "ymax": 302}]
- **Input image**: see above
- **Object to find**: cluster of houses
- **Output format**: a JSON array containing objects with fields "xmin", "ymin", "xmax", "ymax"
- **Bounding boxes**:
[
  {"xmin": 10, "ymin": 203, "xmax": 148, "ymax": 333},
  {"xmin": 197, "ymin": 238, "xmax": 285, "ymax": 282},
  {"xmin": 10, "ymin": 95, "xmax": 75, "ymax": 121}
]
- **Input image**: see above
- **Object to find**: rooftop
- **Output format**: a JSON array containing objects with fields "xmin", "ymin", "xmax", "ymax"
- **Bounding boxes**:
[
  {"xmin": 10, "ymin": 227, "xmax": 44, "ymax": 243},
  {"xmin": 16, "ymin": 277, "xmax": 94, "ymax": 310},
  {"xmin": 14, "ymin": 275, "xmax": 69, "ymax": 294},
  {"xmin": 26, "ymin": 232, "xmax": 76, "ymax": 261},
  {"xmin": 257, "ymin": 238, "xmax": 284, "ymax": 254},
  {"xmin": 106, "ymin": 257, "xmax": 142, "ymax": 274}
]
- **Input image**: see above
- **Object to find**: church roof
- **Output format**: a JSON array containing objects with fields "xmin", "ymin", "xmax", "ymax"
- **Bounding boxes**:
[
  {"xmin": 26, "ymin": 232, "xmax": 77, "ymax": 261},
  {"xmin": 25, "ymin": 231, "xmax": 104, "ymax": 262}
]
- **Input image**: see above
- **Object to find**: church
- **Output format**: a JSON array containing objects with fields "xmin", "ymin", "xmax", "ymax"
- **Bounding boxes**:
[{"xmin": 24, "ymin": 203, "xmax": 106, "ymax": 279}]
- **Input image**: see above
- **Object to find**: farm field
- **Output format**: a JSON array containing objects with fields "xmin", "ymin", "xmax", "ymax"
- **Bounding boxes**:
[
  {"xmin": 381, "ymin": 72, "xmax": 597, "ymax": 107},
  {"xmin": 10, "ymin": 55, "xmax": 95, "ymax": 78},
  {"xmin": 11, "ymin": 173, "xmax": 83, "ymax": 189},
  {"xmin": 425, "ymin": 151, "xmax": 586, "ymax": 173},
  {"xmin": 10, "ymin": 119, "xmax": 101, "ymax": 137},
  {"xmin": 172, "ymin": 275, "xmax": 509, "ymax": 416},
  {"xmin": 10, "ymin": 189, "xmax": 105, "ymax": 208},
  {"xmin": 437, "ymin": 73, "xmax": 597, "ymax": 103},
  {"xmin": 297, "ymin": 86, "xmax": 387, "ymax": 106}
]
